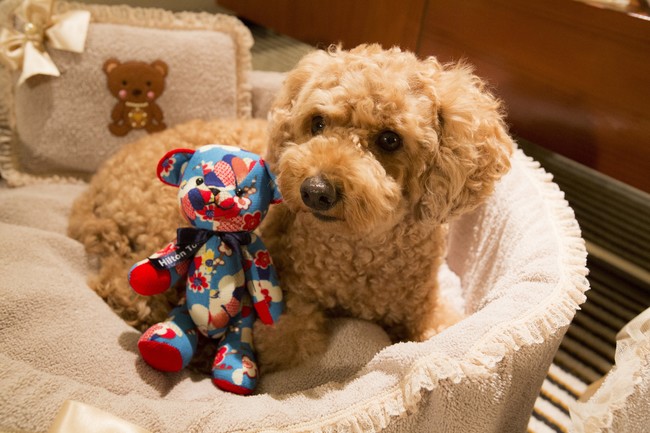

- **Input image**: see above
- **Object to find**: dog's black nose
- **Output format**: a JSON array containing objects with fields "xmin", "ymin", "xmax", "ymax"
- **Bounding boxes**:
[{"xmin": 300, "ymin": 176, "xmax": 338, "ymax": 211}]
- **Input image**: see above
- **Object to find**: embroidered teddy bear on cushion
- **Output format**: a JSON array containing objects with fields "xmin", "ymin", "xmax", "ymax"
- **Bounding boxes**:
[
  {"xmin": 103, "ymin": 58, "xmax": 168, "ymax": 136},
  {"xmin": 128, "ymin": 144, "xmax": 284, "ymax": 395}
]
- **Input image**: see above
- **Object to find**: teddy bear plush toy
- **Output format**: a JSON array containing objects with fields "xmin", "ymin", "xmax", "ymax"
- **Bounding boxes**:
[
  {"xmin": 103, "ymin": 58, "xmax": 168, "ymax": 136},
  {"xmin": 128, "ymin": 144, "xmax": 284, "ymax": 395}
]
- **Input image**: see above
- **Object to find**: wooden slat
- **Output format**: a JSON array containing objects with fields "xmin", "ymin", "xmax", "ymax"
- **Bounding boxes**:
[
  {"xmin": 518, "ymin": 140, "xmax": 650, "ymax": 272},
  {"xmin": 553, "ymin": 349, "xmax": 602, "ymax": 384},
  {"xmin": 565, "ymin": 324, "xmax": 615, "ymax": 363},
  {"xmin": 586, "ymin": 289, "xmax": 640, "ymax": 323},
  {"xmin": 588, "ymin": 256, "xmax": 650, "ymax": 305}
]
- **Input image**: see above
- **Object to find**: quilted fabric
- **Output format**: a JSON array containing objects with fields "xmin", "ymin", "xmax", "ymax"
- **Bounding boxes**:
[{"xmin": 129, "ymin": 144, "xmax": 283, "ymax": 394}]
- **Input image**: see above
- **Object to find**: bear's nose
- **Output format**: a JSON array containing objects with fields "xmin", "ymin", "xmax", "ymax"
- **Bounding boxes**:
[
  {"xmin": 132, "ymin": 89, "xmax": 142, "ymax": 96},
  {"xmin": 300, "ymin": 175, "xmax": 339, "ymax": 211}
]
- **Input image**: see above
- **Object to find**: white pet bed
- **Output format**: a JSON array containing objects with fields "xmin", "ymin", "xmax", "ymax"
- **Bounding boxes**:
[{"xmin": 0, "ymin": 148, "xmax": 588, "ymax": 433}]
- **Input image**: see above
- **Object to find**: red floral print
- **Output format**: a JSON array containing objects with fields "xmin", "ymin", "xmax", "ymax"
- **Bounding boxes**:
[
  {"xmin": 189, "ymin": 270, "xmax": 208, "ymax": 293},
  {"xmin": 243, "ymin": 211, "xmax": 262, "ymax": 231},
  {"xmin": 159, "ymin": 156, "xmax": 175, "ymax": 177},
  {"xmin": 254, "ymin": 251, "xmax": 271, "ymax": 269}
]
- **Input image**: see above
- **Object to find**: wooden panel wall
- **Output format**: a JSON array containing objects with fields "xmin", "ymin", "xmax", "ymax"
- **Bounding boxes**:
[
  {"xmin": 220, "ymin": 0, "xmax": 650, "ymax": 192},
  {"xmin": 417, "ymin": 0, "xmax": 650, "ymax": 192},
  {"xmin": 218, "ymin": 0, "xmax": 427, "ymax": 52}
]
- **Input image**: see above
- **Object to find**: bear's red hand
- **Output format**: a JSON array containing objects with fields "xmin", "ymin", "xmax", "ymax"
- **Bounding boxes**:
[{"xmin": 129, "ymin": 259, "xmax": 172, "ymax": 296}]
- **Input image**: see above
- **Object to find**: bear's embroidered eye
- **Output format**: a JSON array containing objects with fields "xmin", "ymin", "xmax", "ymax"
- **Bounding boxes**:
[
  {"xmin": 310, "ymin": 115, "xmax": 326, "ymax": 135},
  {"xmin": 122, "ymin": 80, "xmax": 127, "ymax": 86},
  {"xmin": 146, "ymin": 81, "xmax": 152, "ymax": 87},
  {"xmin": 195, "ymin": 178, "xmax": 204, "ymax": 186},
  {"xmin": 375, "ymin": 130, "xmax": 403, "ymax": 152}
]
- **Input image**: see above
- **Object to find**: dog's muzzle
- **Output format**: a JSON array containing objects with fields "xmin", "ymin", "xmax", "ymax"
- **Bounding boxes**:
[{"xmin": 300, "ymin": 175, "xmax": 339, "ymax": 211}]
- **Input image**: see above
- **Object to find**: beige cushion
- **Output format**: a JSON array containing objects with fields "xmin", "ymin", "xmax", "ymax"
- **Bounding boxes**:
[
  {"xmin": 0, "ymin": 0, "xmax": 253, "ymax": 185},
  {"xmin": 249, "ymin": 70, "xmax": 287, "ymax": 119}
]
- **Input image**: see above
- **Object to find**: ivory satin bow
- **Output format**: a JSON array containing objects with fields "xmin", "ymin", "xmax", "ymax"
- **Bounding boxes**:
[{"xmin": 0, "ymin": 0, "xmax": 90, "ymax": 85}]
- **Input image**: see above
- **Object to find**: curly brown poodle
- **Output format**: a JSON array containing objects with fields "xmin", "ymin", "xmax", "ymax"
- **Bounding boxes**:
[{"xmin": 69, "ymin": 45, "xmax": 514, "ymax": 373}]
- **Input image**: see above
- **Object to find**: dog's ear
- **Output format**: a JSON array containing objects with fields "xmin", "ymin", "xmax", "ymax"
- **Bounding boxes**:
[
  {"xmin": 416, "ymin": 60, "xmax": 514, "ymax": 223},
  {"xmin": 157, "ymin": 148, "xmax": 196, "ymax": 187},
  {"xmin": 266, "ymin": 49, "xmax": 332, "ymax": 168}
]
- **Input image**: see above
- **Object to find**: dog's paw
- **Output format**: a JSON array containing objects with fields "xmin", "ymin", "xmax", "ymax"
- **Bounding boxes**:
[
  {"xmin": 420, "ymin": 297, "xmax": 466, "ymax": 340},
  {"xmin": 253, "ymin": 310, "xmax": 329, "ymax": 373}
]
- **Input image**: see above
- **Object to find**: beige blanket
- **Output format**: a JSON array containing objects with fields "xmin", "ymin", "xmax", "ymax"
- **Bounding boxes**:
[{"xmin": 0, "ymin": 150, "xmax": 589, "ymax": 433}]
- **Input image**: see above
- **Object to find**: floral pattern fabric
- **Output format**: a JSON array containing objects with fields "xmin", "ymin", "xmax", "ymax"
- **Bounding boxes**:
[{"xmin": 128, "ymin": 144, "xmax": 283, "ymax": 395}]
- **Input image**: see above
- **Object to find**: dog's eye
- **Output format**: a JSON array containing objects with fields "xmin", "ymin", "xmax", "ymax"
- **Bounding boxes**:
[
  {"xmin": 195, "ymin": 178, "xmax": 204, "ymax": 186},
  {"xmin": 375, "ymin": 131, "xmax": 403, "ymax": 152},
  {"xmin": 310, "ymin": 115, "xmax": 326, "ymax": 135},
  {"xmin": 236, "ymin": 188, "xmax": 245, "ymax": 197}
]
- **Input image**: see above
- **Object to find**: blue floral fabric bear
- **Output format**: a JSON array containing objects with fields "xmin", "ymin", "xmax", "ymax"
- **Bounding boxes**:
[{"xmin": 128, "ymin": 144, "xmax": 284, "ymax": 395}]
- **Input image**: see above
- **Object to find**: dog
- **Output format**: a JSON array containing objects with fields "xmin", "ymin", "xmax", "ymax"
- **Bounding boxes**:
[
  {"xmin": 69, "ymin": 45, "xmax": 514, "ymax": 373},
  {"xmin": 250, "ymin": 45, "xmax": 514, "ymax": 371}
]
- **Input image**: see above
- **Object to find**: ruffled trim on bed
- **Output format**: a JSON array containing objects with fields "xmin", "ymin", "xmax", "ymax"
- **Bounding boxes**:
[
  {"xmin": 255, "ymin": 150, "xmax": 590, "ymax": 433},
  {"xmin": 569, "ymin": 307, "xmax": 650, "ymax": 433},
  {"xmin": 0, "ymin": 0, "xmax": 253, "ymax": 187}
]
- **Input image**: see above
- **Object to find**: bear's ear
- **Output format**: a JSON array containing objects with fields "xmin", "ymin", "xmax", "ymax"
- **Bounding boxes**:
[
  {"xmin": 261, "ymin": 159, "xmax": 283, "ymax": 204},
  {"xmin": 103, "ymin": 58, "xmax": 120, "ymax": 75},
  {"xmin": 151, "ymin": 60, "xmax": 168, "ymax": 78},
  {"xmin": 157, "ymin": 148, "xmax": 195, "ymax": 187}
]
